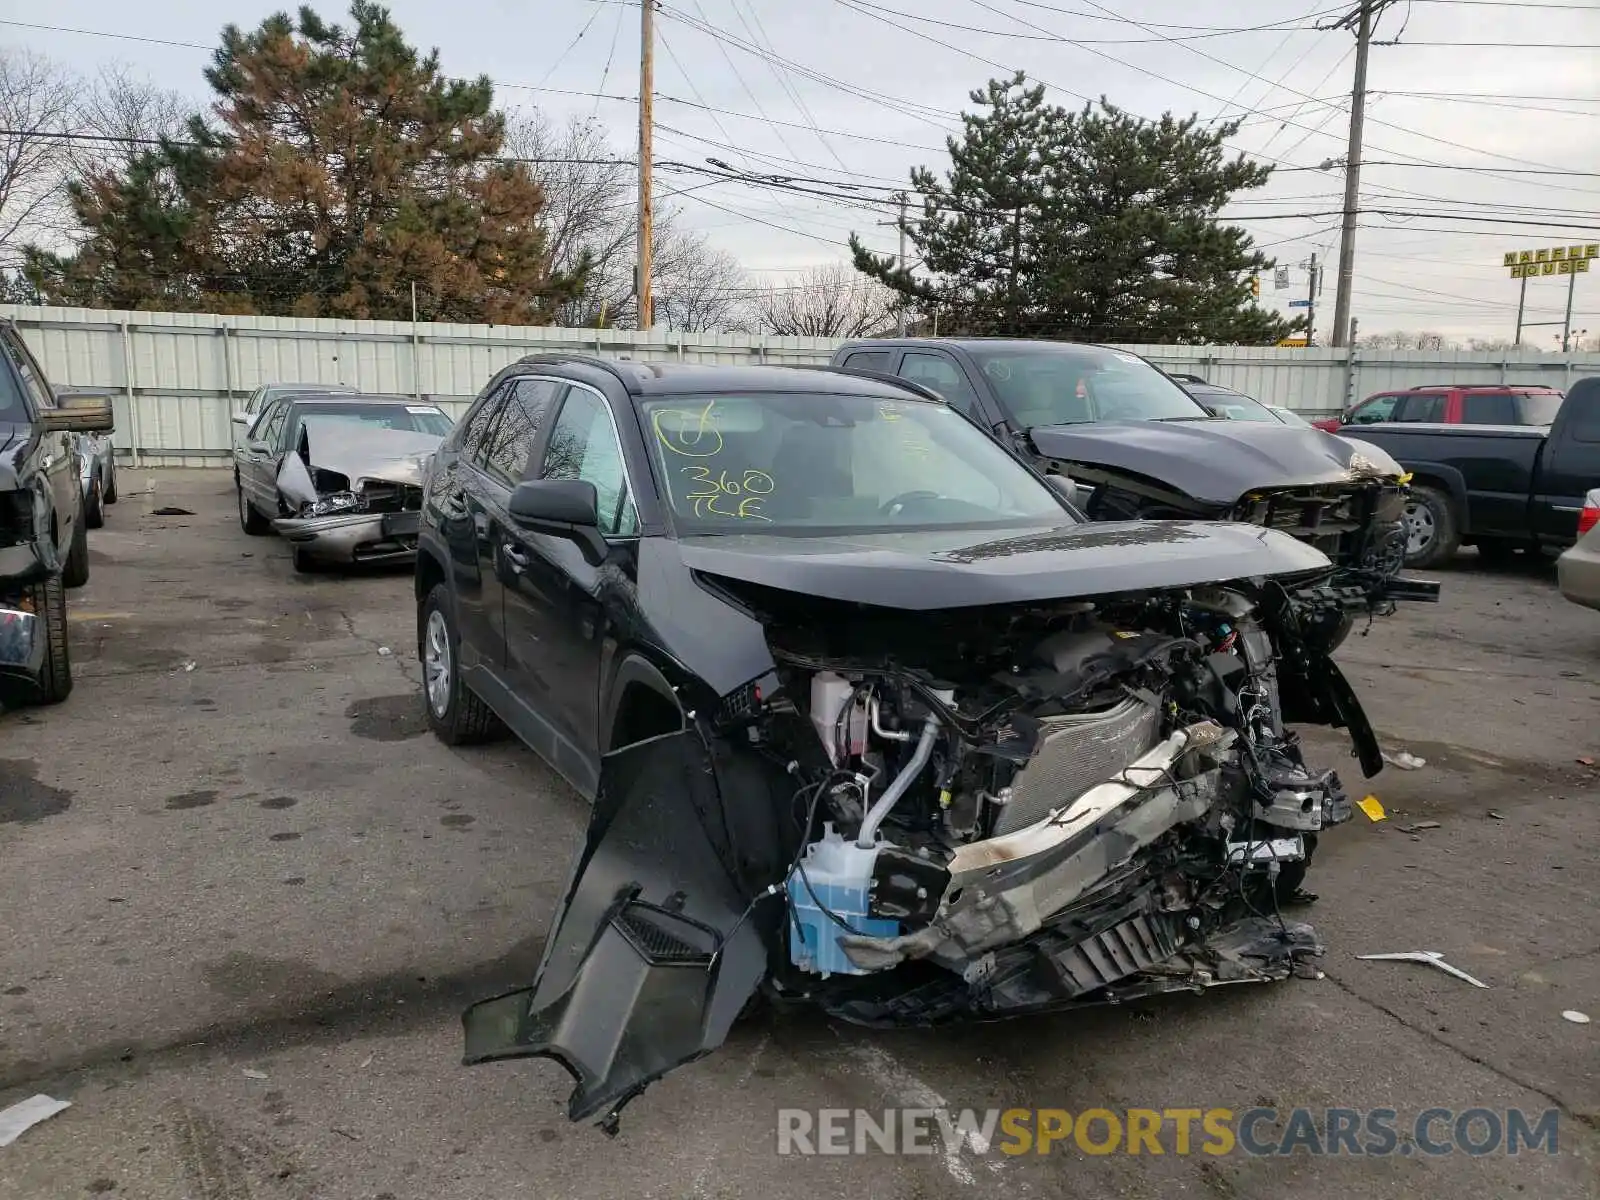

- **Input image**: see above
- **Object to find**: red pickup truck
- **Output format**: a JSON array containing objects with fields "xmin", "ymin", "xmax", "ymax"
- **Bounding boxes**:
[{"xmin": 1313, "ymin": 384, "xmax": 1564, "ymax": 432}]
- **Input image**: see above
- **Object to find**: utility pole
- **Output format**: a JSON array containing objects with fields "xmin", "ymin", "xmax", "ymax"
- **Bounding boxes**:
[
  {"xmin": 1514, "ymin": 271, "xmax": 1528, "ymax": 346},
  {"xmin": 1330, "ymin": 0, "xmax": 1382, "ymax": 348},
  {"xmin": 636, "ymin": 0, "xmax": 655, "ymax": 331},
  {"xmin": 895, "ymin": 192, "xmax": 908, "ymax": 337},
  {"xmin": 1562, "ymin": 268, "xmax": 1578, "ymax": 352},
  {"xmin": 1306, "ymin": 252, "xmax": 1319, "ymax": 345}
]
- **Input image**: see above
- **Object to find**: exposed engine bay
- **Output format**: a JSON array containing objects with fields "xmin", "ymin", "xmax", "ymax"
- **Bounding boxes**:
[{"xmin": 743, "ymin": 580, "xmax": 1352, "ymax": 1023}]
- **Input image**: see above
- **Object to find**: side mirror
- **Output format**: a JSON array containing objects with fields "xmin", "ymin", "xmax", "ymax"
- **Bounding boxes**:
[
  {"xmin": 1044, "ymin": 473, "xmax": 1086, "ymax": 511},
  {"xmin": 509, "ymin": 479, "xmax": 606, "ymax": 563},
  {"xmin": 55, "ymin": 387, "xmax": 115, "ymax": 407},
  {"xmin": 509, "ymin": 479, "xmax": 599, "ymax": 529},
  {"xmin": 40, "ymin": 402, "xmax": 114, "ymax": 434}
]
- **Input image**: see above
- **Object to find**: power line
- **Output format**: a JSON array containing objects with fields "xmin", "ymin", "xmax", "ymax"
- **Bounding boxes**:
[
  {"xmin": 531, "ymin": 6, "xmax": 603, "ymax": 90},
  {"xmin": 727, "ymin": 0, "xmax": 852, "ymax": 173}
]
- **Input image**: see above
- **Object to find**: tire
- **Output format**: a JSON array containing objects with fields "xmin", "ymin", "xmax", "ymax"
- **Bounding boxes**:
[
  {"xmin": 30, "ymin": 572, "xmax": 72, "ymax": 705},
  {"xmin": 420, "ymin": 582, "xmax": 505, "ymax": 745},
  {"xmin": 1402, "ymin": 486, "xmax": 1459, "ymax": 569},
  {"xmin": 238, "ymin": 481, "xmax": 270, "ymax": 535},
  {"xmin": 84, "ymin": 476, "xmax": 105, "ymax": 529},
  {"xmin": 103, "ymin": 460, "xmax": 118, "ymax": 504},
  {"xmin": 61, "ymin": 512, "xmax": 90, "ymax": 588}
]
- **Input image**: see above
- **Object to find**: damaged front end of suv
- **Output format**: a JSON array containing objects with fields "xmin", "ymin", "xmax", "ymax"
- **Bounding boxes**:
[{"xmin": 463, "ymin": 523, "xmax": 1380, "ymax": 1133}]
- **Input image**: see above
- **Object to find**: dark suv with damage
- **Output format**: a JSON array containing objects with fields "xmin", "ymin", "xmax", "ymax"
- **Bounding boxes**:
[
  {"xmin": 831, "ymin": 339, "xmax": 1439, "ymax": 623},
  {"xmin": 415, "ymin": 356, "xmax": 1390, "ymax": 1131},
  {"xmin": 0, "ymin": 317, "xmax": 114, "ymax": 706}
]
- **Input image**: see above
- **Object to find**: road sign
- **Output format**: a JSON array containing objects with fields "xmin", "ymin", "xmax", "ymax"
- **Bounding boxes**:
[{"xmin": 1288, "ymin": 299, "xmax": 1312, "ymax": 308}]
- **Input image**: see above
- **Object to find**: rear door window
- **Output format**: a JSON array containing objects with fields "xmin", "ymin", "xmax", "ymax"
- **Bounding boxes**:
[
  {"xmin": 840, "ymin": 350, "xmax": 891, "ymax": 372},
  {"xmin": 456, "ymin": 384, "xmax": 511, "ymax": 461},
  {"xmin": 1461, "ymin": 392, "xmax": 1518, "ymax": 425},
  {"xmin": 1395, "ymin": 394, "xmax": 1444, "ymax": 422}
]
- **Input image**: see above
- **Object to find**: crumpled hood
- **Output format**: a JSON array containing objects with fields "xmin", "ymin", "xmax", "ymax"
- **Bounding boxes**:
[
  {"xmin": 678, "ymin": 520, "xmax": 1332, "ymax": 611},
  {"xmin": 300, "ymin": 418, "xmax": 441, "ymax": 486},
  {"xmin": 1027, "ymin": 419, "xmax": 1404, "ymax": 506},
  {"xmin": 278, "ymin": 419, "xmax": 442, "ymax": 509}
]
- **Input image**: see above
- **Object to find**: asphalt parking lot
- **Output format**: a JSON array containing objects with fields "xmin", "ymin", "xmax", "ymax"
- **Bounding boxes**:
[{"xmin": 1, "ymin": 468, "xmax": 1596, "ymax": 1199}]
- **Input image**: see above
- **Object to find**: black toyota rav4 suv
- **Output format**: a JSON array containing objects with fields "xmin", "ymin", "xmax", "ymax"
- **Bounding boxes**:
[{"xmin": 415, "ymin": 355, "xmax": 1392, "ymax": 1131}]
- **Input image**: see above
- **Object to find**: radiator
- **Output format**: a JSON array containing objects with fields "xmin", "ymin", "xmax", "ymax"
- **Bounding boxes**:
[{"xmin": 993, "ymin": 697, "xmax": 1163, "ymax": 835}]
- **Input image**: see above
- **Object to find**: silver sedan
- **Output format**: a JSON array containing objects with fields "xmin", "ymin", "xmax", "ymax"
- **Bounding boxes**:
[{"xmin": 1556, "ymin": 488, "xmax": 1600, "ymax": 611}]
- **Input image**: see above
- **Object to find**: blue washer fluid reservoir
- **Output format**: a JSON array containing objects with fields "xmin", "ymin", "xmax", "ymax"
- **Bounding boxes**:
[{"xmin": 787, "ymin": 824, "xmax": 899, "ymax": 976}]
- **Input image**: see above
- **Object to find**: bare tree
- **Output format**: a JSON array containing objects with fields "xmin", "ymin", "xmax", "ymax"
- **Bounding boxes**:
[
  {"xmin": 1355, "ymin": 329, "xmax": 1458, "ymax": 352},
  {"xmin": 654, "ymin": 224, "xmax": 749, "ymax": 332},
  {"xmin": 508, "ymin": 111, "xmax": 751, "ymax": 330},
  {"xmin": 0, "ymin": 49, "xmax": 78, "ymax": 267},
  {"xmin": 506, "ymin": 111, "xmax": 633, "ymax": 326},
  {"xmin": 70, "ymin": 64, "xmax": 190, "ymax": 177},
  {"xmin": 753, "ymin": 262, "xmax": 897, "ymax": 337}
]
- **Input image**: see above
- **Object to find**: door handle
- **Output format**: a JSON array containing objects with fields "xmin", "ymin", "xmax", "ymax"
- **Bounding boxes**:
[{"xmin": 503, "ymin": 544, "xmax": 530, "ymax": 570}]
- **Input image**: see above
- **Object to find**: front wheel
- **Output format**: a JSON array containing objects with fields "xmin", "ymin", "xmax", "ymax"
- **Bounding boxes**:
[
  {"xmin": 61, "ymin": 512, "xmax": 89, "ymax": 588},
  {"xmin": 28, "ymin": 573, "xmax": 72, "ymax": 705},
  {"xmin": 420, "ymin": 583, "xmax": 505, "ymax": 745},
  {"xmin": 1402, "ymin": 486, "xmax": 1460, "ymax": 569},
  {"xmin": 84, "ymin": 476, "xmax": 105, "ymax": 529},
  {"xmin": 238, "ymin": 481, "xmax": 270, "ymax": 535},
  {"xmin": 103, "ymin": 460, "xmax": 117, "ymax": 504}
]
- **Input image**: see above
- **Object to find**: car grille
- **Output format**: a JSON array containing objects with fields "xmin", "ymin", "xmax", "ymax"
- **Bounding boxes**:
[
  {"xmin": 994, "ymin": 697, "xmax": 1162, "ymax": 835},
  {"xmin": 1233, "ymin": 484, "xmax": 1376, "ymax": 567}
]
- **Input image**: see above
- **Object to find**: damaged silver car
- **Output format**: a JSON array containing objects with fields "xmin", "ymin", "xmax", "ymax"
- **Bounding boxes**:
[
  {"xmin": 234, "ymin": 393, "xmax": 453, "ymax": 572},
  {"xmin": 428, "ymin": 360, "xmax": 1396, "ymax": 1134}
]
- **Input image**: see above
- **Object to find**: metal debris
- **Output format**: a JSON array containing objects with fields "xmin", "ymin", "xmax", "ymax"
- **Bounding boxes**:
[
  {"xmin": 0, "ymin": 1095, "xmax": 71, "ymax": 1148},
  {"xmin": 1356, "ymin": 950, "xmax": 1488, "ymax": 989},
  {"xmin": 1487, "ymin": 810, "xmax": 1506, "ymax": 820}
]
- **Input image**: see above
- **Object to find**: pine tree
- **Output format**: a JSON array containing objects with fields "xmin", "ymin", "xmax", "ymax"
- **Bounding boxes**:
[
  {"xmin": 27, "ymin": 2, "xmax": 584, "ymax": 322},
  {"xmin": 851, "ymin": 74, "xmax": 1300, "ymax": 346}
]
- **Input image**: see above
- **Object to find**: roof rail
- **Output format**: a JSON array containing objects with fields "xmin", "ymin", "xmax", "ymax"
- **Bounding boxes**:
[{"xmin": 509, "ymin": 352, "xmax": 643, "ymax": 392}]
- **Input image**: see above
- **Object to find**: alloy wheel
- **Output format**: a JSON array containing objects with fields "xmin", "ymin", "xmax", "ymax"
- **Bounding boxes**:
[{"xmin": 424, "ymin": 609, "xmax": 452, "ymax": 717}]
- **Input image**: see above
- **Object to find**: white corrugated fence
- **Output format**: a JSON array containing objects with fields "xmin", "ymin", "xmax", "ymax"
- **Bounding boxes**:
[{"xmin": 5, "ymin": 303, "xmax": 1597, "ymax": 466}]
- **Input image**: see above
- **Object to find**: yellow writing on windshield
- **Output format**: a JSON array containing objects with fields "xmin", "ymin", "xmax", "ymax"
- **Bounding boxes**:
[
  {"xmin": 682, "ymin": 466, "xmax": 775, "ymax": 521},
  {"xmin": 652, "ymin": 401, "xmax": 724, "ymax": 458}
]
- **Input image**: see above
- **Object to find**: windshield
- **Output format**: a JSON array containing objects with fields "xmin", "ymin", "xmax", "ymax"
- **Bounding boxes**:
[
  {"xmin": 968, "ymin": 344, "xmax": 1207, "ymax": 427},
  {"xmin": 1521, "ymin": 392, "xmax": 1564, "ymax": 426},
  {"xmin": 639, "ymin": 391, "xmax": 1071, "ymax": 535},
  {"xmin": 288, "ymin": 402, "xmax": 453, "ymax": 445},
  {"xmin": 1268, "ymin": 406, "xmax": 1311, "ymax": 428}
]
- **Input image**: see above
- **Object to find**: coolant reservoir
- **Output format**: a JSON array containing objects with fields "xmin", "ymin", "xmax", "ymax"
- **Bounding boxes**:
[
  {"xmin": 810, "ymin": 672, "xmax": 866, "ymax": 764},
  {"xmin": 787, "ymin": 824, "xmax": 898, "ymax": 976}
]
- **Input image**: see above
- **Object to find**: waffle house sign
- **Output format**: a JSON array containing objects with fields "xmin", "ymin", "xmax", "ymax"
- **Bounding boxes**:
[{"xmin": 1505, "ymin": 245, "xmax": 1597, "ymax": 278}]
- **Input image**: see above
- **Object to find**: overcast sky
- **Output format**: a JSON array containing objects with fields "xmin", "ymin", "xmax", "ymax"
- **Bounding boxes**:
[{"xmin": 8, "ymin": 0, "xmax": 1600, "ymax": 341}]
